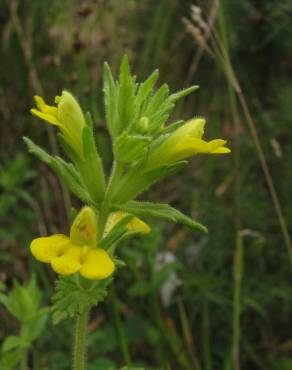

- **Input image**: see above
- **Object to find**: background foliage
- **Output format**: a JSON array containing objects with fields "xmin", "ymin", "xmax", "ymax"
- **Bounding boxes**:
[{"xmin": 1, "ymin": 0, "xmax": 292, "ymax": 369}]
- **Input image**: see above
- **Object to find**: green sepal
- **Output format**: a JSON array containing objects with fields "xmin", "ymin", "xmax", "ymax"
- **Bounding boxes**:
[
  {"xmin": 113, "ymin": 200, "xmax": 208, "ymax": 233},
  {"xmin": 112, "ymin": 161, "xmax": 188, "ymax": 203},
  {"xmin": 23, "ymin": 137, "xmax": 51, "ymax": 164},
  {"xmin": 168, "ymin": 85, "xmax": 199, "ymax": 103},
  {"xmin": 162, "ymin": 120, "xmax": 184, "ymax": 134},
  {"xmin": 145, "ymin": 84, "xmax": 169, "ymax": 117},
  {"xmin": 135, "ymin": 69, "xmax": 159, "ymax": 107},
  {"xmin": 24, "ymin": 137, "xmax": 94, "ymax": 205},
  {"xmin": 118, "ymin": 55, "xmax": 136, "ymax": 135},
  {"xmin": 103, "ymin": 62, "xmax": 119, "ymax": 138},
  {"xmin": 82, "ymin": 125, "xmax": 100, "ymax": 162},
  {"xmin": 50, "ymin": 157, "xmax": 93, "ymax": 205},
  {"xmin": 113, "ymin": 132, "xmax": 151, "ymax": 164},
  {"xmin": 77, "ymin": 125, "xmax": 106, "ymax": 202},
  {"xmin": 85, "ymin": 111, "xmax": 94, "ymax": 130},
  {"xmin": 57, "ymin": 133, "xmax": 80, "ymax": 164},
  {"xmin": 112, "ymin": 257, "xmax": 126, "ymax": 267},
  {"xmin": 143, "ymin": 84, "xmax": 170, "ymax": 134},
  {"xmin": 51, "ymin": 275, "xmax": 112, "ymax": 324},
  {"xmin": 99, "ymin": 214, "xmax": 133, "ymax": 250}
]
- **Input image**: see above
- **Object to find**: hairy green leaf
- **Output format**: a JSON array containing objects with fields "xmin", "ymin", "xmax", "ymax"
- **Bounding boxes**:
[
  {"xmin": 113, "ymin": 201, "xmax": 207, "ymax": 233},
  {"xmin": 52, "ymin": 276, "xmax": 112, "ymax": 324},
  {"xmin": 23, "ymin": 137, "xmax": 52, "ymax": 164},
  {"xmin": 103, "ymin": 62, "xmax": 119, "ymax": 137}
]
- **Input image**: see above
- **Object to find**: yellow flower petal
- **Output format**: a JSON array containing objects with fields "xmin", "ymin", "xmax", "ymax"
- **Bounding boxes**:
[
  {"xmin": 32, "ymin": 96, "xmax": 60, "ymax": 125},
  {"xmin": 45, "ymin": 105, "xmax": 58, "ymax": 116},
  {"xmin": 51, "ymin": 244, "xmax": 82, "ymax": 276},
  {"xmin": 34, "ymin": 95, "xmax": 46, "ymax": 111},
  {"xmin": 208, "ymin": 139, "xmax": 226, "ymax": 150},
  {"xmin": 206, "ymin": 139, "xmax": 230, "ymax": 154},
  {"xmin": 211, "ymin": 147, "xmax": 231, "ymax": 154},
  {"xmin": 31, "ymin": 92, "xmax": 85, "ymax": 156},
  {"xmin": 30, "ymin": 108, "xmax": 61, "ymax": 126},
  {"xmin": 104, "ymin": 212, "xmax": 124, "ymax": 235},
  {"xmin": 79, "ymin": 248, "xmax": 115, "ymax": 280},
  {"xmin": 30, "ymin": 234, "xmax": 69, "ymax": 263},
  {"xmin": 127, "ymin": 217, "xmax": 151, "ymax": 234},
  {"xmin": 70, "ymin": 207, "xmax": 97, "ymax": 247},
  {"xmin": 173, "ymin": 118, "xmax": 206, "ymax": 140},
  {"xmin": 176, "ymin": 138, "xmax": 230, "ymax": 156},
  {"xmin": 177, "ymin": 138, "xmax": 209, "ymax": 155},
  {"xmin": 104, "ymin": 212, "xmax": 150, "ymax": 236}
]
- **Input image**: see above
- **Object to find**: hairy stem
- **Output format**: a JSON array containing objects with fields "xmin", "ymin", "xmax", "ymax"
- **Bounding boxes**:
[{"xmin": 73, "ymin": 310, "xmax": 89, "ymax": 370}]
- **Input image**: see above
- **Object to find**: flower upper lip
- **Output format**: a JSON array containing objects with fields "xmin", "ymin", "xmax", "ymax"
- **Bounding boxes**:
[{"xmin": 30, "ymin": 91, "xmax": 86, "ymax": 156}]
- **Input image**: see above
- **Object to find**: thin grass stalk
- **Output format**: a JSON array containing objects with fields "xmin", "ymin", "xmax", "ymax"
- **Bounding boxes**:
[
  {"xmin": 149, "ymin": 291, "xmax": 193, "ymax": 370},
  {"xmin": 217, "ymin": 6, "xmax": 243, "ymax": 369},
  {"xmin": 185, "ymin": 0, "xmax": 292, "ymax": 264},
  {"xmin": 214, "ymin": 2, "xmax": 292, "ymax": 263},
  {"xmin": 178, "ymin": 301, "xmax": 201, "ymax": 370},
  {"xmin": 111, "ymin": 285, "xmax": 132, "ymax": 367}
]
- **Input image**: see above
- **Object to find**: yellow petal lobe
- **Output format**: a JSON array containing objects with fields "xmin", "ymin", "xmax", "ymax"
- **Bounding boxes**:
[
  {"xmin": 34, "ymin": 96, "xmax": 46, "ymax": 111},
  {"xmin": 30, "ymin": 234, "xmax": 69, "ymax": 263},
  {"xmin": 211, "ymin": 147, "xmax": 231, "ymax": 154},
  {"xmin": 51, "ymin": 244, "xmax": 82, "ymax": 276},
  {"xmin": 80, "ymin": 248, "xmax": 115, "ymax": 280},
  {"xmin": 30, "ymin": 108, "xmax": 61, "ymax": 126},
  {"xmin": 104, "ymin": 212, "xmax": 124, "ymax": 235},
  {"xmin": 173, "ymin": 118, "xmax": 206, "ymax": 140},
  {"xmin": 104, "ymin": 212, "xmax": 150, "ymax": 235},
  {"xmin": 127, "ymin": 217, "xmax": 151, "ymax": 234}
]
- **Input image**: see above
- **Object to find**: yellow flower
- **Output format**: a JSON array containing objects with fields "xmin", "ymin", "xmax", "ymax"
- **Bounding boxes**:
[
  {"xmin": 30, "ymin": 208, "xmax": 150, "ymax": 280},
  {"xmin": 30, "ymin": 207, "xmax": 114, "ymax": 280},
  {"xmin": 104, "ymin": 212, "xmax": 151, "ymax": 236},
  {"xmin": 146, "ymin": 118, "xmax": 230, "ymax": 170},
  {"xmin": 30, "ymin": 91, "xmax": 86, "ymax": 156}
]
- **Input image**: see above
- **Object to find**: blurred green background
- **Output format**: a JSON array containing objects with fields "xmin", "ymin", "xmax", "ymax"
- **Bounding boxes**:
[{"xmin": 1, "ymin": 0, "xmax": 292, "ymax": 369}]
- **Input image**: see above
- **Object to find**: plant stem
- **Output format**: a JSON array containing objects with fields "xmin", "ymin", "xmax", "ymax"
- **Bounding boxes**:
[
  {"xmin": 217, "ymin": 6, "xmax": 243, "ymax": 370},
  {"xmin": 73, "ymin": 310, "xmax": 89, "ymax": 370}
]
